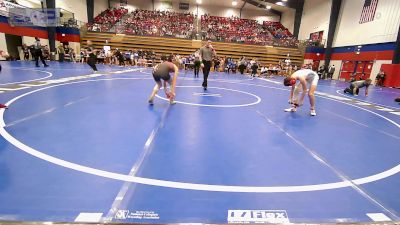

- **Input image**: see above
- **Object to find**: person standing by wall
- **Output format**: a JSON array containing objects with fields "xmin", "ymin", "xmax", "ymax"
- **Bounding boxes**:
[
  {"xmin": 194, "ymin": 55, "xmax": 201, "ymax": 78},
  {"xmin": 238, "ymin": 56, "xmax": 247, "ymax": 74},
  {"xmin": 327, "ymin": 64, "xmax": 335, "ymax": 79},
  {"xmin": 58, "ymin": 44, "xmax": 65, "ymax": 62},
  {"xmin": 250, "ymin": 58, "xmax": 258, "ymax": 77},
  {"xmin": 22, "ymin": 44, "xmax": 30, "ymax": 61},
  {"xmin": 317, "ymin": 66, "xmax": 324, "ymax": 79},
  {"xmin": 375, "ymin": 70, "xmax": 386, "ymax": 86}
]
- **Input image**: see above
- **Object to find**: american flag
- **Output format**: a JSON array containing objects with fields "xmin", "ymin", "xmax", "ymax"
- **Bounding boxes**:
[{"xmin": 359, "ymin": 0, "xmax": 379, "ymax": 24}]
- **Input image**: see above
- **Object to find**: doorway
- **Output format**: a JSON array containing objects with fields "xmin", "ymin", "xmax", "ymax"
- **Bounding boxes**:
[
  {"xmin": 339, "ymin": 61, "xmax": 374, "ymax": 81},
  {"xmin": 5, "ymin": 34, "xmax": 22, "ymax": 60}
]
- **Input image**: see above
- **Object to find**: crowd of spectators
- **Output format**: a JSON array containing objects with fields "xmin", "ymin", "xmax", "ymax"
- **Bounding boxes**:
[
  {"xmin": 263, "ymin": 21, "xmax": 298, "ymax": 47},
  {"xmin": 263, "ymin": 21, "xmax": 292, "ymax": 38},
  {"xmin": 88, "ymin": 8, "xmax": 299, "ymax": 48},
  {"xmin": 200, "ymin": 14, "xmax": 274, "ymax": 45},
  {"xmin": 121, "ymin": 9, "xmax": 195, "ymax": 38},
  {"xmin": 88, "ymin": 7, "xmax": 128, "ymax": 32}
]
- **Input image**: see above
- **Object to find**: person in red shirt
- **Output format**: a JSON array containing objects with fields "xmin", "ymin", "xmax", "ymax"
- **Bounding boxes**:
[{"xmin": 148, "ymin": 56, "xmax": 179, "ymax": 105}]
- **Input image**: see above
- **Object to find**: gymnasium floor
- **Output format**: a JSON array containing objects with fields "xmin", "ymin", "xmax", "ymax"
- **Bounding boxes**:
[{"xmin": 0, "ymin": 61, "xmax": 399, "ymax": 224}]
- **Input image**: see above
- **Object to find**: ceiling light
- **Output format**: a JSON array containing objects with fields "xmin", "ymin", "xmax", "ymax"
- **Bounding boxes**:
[
  {"xmin": 232, "ymin": 0, "xmax": 238, "ymax": 6},
  {"xmin": 266, "ymin": 5, "xmax": 272, "ymax": 9},
  {"xmin": 276, "ymin": 2, "xmax": 284, "ymax": 6},
  {"xmin": 282, "ymin": 0, "xmax": 288, "ymax": 2},
  {"xmin": 196, "ymin": 0, "xmax": 202, "ymax": 4}
]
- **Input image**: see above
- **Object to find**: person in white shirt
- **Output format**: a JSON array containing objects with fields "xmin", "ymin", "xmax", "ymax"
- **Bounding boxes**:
[
  {"xmin": 327, "ymin": 65, "xmax": 335, "ymax": 79},
  {"xmin": 284, "ymin": 58, "xmax": 291, "ymax": 66},
  {"xmin": 283, "ymin": 69, "xmax": 319, "ymax": 116},
  {"xmin": 260, "ymin": 66, "xmax": 267, "ymax": 76},
  {"xmin": 284, "ymin": 57, "xmax": 291, "ymax": 74}
]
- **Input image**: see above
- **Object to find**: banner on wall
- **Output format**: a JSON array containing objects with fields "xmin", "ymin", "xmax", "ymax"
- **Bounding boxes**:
[
  {"xmin": 9, "ymin": 8, "xmax": 60, "ymax": 27},
  {"xmin": 0, "ymin": 0, "xmax": 24, "ymax": 16}
]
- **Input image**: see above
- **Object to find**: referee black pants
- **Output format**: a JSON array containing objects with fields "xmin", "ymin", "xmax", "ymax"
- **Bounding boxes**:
[
  {"xmin": 194, "ymin": 65, "xmax": 200, "ymax": 77},
  {"xmin": 87, "ymin": 59, "xmax": 98, "ymax": 71},
  {"xmin": 35, "ymin": 50, "xmax": 47, "ymax": 67},
  {"xmin": 202, "ymin": 60, "xmax": 211, "ymax": 88}
]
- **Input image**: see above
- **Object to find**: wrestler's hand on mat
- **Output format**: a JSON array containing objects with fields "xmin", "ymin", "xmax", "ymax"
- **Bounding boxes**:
[
  {"xmin": 169, "ymin": 92, "xmax": 176, "ymax": 100},
  {"xmin": 169, "ymin": 92, "xmax": 176, "ymax": 104}
]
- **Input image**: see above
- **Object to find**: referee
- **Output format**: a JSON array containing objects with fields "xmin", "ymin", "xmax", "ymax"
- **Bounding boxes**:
[
  {"xmin": 199, "ymin": 40, "xmax": 216, "ymax": 90},
  {"xmin": 33, "ymin": 37, "xmax": 49, "ymax": 67}
]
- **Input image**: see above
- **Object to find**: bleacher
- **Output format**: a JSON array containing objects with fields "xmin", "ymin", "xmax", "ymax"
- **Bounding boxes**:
[{"xmin": 81, "ymin": 32, "xmax": 303, "ymax": 67}]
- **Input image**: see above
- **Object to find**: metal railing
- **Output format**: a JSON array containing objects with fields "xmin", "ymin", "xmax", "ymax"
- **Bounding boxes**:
[{"xmin": 300, "ymin": 39, "xmax": 326, "ymax": 48}]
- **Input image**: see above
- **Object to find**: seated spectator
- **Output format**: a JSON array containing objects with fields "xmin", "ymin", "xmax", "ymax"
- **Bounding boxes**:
[
  {"xmin": 260, "ymin": 66, "xmax": 268, "ymax": 77},
  {"xmin": 138, "ymin": 57, "xmax": 147, "ymax": 67},
  {"xmin": 123, "ymin": 9, "xmax": 195, "ymax": 39},
  {"xmin": 213, "ymin": 57, "xmax": 220, "ymax": 72},
  {"xmin": 97, "ymin": 50, "xmax": 106, "ymax": 64},
  {"xmin": 201, "ymin": 14, "xmax": 274, "ymax": 46}
]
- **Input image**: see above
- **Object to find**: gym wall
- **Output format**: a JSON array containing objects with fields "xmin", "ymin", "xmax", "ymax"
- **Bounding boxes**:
[
  {"xmin": 281, "ymin": 9, "xmax": 295, "ymax": 34},
  {"xmin": 57, "ymin": 0, "xmax": 88, "ymax": 23},
  {"xmin": 94, "ymin": 0, "xmax": 109, "ymax": 19},
  {"xmin": 333, "ymin": 0, "xmax": 400, "ymax": 47},
  {"xmin": 298, "ymin": 0, "xmax": 331, "ymax": 43},
  {"xmin": 303, "ymin": 0, "xmax": 399, "ymax": 82}
]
